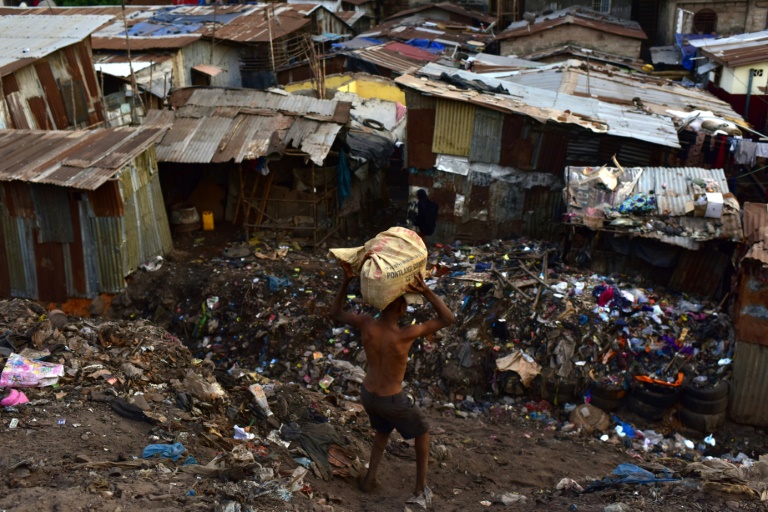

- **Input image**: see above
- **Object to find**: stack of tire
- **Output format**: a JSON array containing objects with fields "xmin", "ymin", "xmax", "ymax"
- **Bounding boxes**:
[
  {"xmin": 679, "ymin": 380, "xmax": 728, "ymax": 432},
  {"xmin": 626, "ymin": 381, "xmax": 680, "ymax": 421},
  {"xmin": 540, "ymin": 368, "xmax": 578, "ymax": 406},
  {"xmin": 589, "ymin": 382, "xmax": 627, "ymax": 411}
]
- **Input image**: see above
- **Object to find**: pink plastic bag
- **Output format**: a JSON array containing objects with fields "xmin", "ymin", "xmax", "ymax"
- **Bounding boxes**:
[{"xmin": 0, "ymin": 353, "xmax": 64, "ymax": 388}]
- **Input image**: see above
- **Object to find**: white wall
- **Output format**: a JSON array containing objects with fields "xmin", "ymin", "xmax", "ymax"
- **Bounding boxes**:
[{"xmin": 718, "ymin": 63, "xmax": 768, "ymax": 95}]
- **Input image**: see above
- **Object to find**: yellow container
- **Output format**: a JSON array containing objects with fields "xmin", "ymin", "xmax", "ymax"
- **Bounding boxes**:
[{"xmin": 202, "ymin": 211, "xmax": 214, "ymax": 231}]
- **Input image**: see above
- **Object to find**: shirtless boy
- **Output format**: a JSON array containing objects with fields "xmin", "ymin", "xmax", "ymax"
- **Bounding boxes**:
[{"xmin": 330, "ymin": 262, "xmax": 455, "ymax": 506}]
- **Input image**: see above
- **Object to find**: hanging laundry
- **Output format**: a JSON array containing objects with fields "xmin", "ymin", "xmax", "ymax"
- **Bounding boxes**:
[
  {"xmin": 734, "ymin": 140, "xmax": 758, "ymax": 166},
  {"xmin": 756, "ymin": 142, "xmax": 768, "ymax": 159}
]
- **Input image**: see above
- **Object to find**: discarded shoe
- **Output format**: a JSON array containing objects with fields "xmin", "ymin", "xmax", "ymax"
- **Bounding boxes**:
[
  {"xmin": 1, "ymin": 389, "xmax": 29, "ymax": 407},
  {"xmin": 111, "ymin": 398, "xmax": 155, "ymax": 424},
  {"xmin": 406, "ymin": 486, "xmax": 433, "ymax": 509}
]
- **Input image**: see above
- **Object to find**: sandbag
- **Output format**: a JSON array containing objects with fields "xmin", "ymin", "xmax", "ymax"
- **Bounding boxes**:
[{"xmin": 329, "ymin": 227, "xmax": 427, "ymax": 310}]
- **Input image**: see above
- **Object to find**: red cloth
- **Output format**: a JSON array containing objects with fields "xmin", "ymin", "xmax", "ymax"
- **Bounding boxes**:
[{"xmin": 598, "ymin": 287, "xmax": 614, "ymax": 307}]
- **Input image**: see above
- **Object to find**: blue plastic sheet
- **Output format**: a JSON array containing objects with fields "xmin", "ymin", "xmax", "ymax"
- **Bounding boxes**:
[
  {"xmin": 675, "ymin": 33, "xmax": 716, "ymax": 71},
  {"xmin": 266, "ymin": 276, "xmax": 292, "ymax": 293},
  {"xmin": 142, "ymin": 442, "xmax": 186, "ymax": 461},
  {"xmin": 405, "ymin": 38, "xmax": 445, "ymax": 53}
]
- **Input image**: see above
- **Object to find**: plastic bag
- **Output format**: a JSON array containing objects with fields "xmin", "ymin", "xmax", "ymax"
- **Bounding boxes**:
[{"xmin": 0, "ymin": 353, "xmax": 65, "ymax": 388}]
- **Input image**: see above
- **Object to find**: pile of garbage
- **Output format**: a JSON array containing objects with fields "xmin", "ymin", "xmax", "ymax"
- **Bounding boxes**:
[
  {"xmin": 0, "ymin": 298, "xmax": 368, "ymax": 509},
  {"xmin": 112, "ymin": 235, "xmax": 734, "ymax": 436}
]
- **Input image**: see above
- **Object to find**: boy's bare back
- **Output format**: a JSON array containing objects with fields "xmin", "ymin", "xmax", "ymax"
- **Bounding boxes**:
[{"xmin": 360, "ymin": 313, "xmax": 416, "ymax": 396}]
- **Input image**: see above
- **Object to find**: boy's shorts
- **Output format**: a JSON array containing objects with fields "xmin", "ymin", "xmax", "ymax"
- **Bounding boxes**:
[{"xmin": 361, "ymin": 387, "xmax": 429, "ymax": 440}]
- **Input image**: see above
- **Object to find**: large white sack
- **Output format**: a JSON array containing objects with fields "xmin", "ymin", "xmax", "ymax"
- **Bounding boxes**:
[{"xmin": 329, "ymin": 227, "xmax": 427, "ymax": 310}]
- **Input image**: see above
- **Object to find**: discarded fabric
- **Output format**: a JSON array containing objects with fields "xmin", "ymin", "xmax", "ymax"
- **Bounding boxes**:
[{"xmin": 142, "ymin": 442, "xmax": 186, "ymax": 461}]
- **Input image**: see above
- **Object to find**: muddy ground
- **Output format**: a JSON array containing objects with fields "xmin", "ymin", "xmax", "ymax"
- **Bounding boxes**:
[{"xmin": 1, "ymin": 223, "xmax": 767, "ymax": 512}]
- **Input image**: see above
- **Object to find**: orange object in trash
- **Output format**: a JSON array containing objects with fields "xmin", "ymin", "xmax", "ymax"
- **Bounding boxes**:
[
  {"xmin": 634, "ymin": 372, "xmax": 684, "ymax": 387},
  {"xmin": 202, "ymin": 211, "xmax": 214, "ymax": 231}
]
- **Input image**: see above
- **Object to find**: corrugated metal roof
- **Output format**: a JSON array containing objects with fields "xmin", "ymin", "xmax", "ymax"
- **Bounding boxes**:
[
  {"xmin": 93, "ymin": 35, "xmax": 200, "ymax": 51},
  {"xmin": 689, "ymin": 30, "xmax": 768, "ymax": 48},
  {"xmin": 497, "ymin": 60, "xmax": 744, "ymax": 123},
  {"xmin": 0, "ymin": 15, "xmax": 113, "ymax": 76},
  {"xmin": 0, "ymin": 127, "xmax": 165, "ymax": 190},
  {"xmin": 384, "ymin": 2, "xmax": 495, "ymax": 25},
  {"xmin": 348, "ymin": 44, "xmax": 428, "ymax": 74},
  {"xmin": 397, "ymin": 64, "xmax": 680, "ymax": 148},
  {"xmin": 144, "ymin": 89, "xmax": 349, "ymax": 165},
  {"xmin": 700, "ymin": 38, "xmax": 768, "ymax": 68},
  {"xmin": 742, "ymin": 202, "xmax": 768, "ymax": 264},
  {"xmin": 565, "ymin": 166, "xmax": 742, "ymax": 248},
  {"xmin": 522, "ymin": 44, "xmax": 647, "ymax": 71},
  {"xmin": 0, "ymin": 4, "xmax": 324, "ymax": 48},
  {"xmin": 497, "ymin": 6, "xmax": 646, "ymax": 41},
  {"xmin": 178, "ymin": 87, "xmax": 346, "ymax": 119}
]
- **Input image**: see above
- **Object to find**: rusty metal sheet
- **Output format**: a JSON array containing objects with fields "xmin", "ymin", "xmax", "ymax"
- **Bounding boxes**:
[
  {"xmin": 407, "ymin": 108, "xmax": 436, "ymax": 169},
  {"xmin": 730, "ymin": 340, "xmax": 768, "ymax": 427},
  {"xmin": 30, "ymin": 185, "xmax": 74, "ymax": 243},
  {"xmin": 702, "ymin": 39, "xmax": 768, "ymax": 68},
  {"xmin": 433, "ymin": 99, "xmax": 475, "ymax": 157},
  {"xmin": 537, "ymin": 131, "xmax": 568, "ymax": 175},
  {"xmin": 668, "ymin": 247, "xmax": 730, "ymax": 298},
  {"xmin": 6, "ymin": 91, "xmax": 31, "ymax": 129},
  {"xmin": 0, "ymin": 127, "xmax": 165, "ymax": 190},
  {"xmin": 87, "ymin": 180, "xmax": 123, "ymax": 216},
  {"xmin": 34, "ymin": 60, "xmax": 69, "ymax": 129},
  {"xmin": 76, "ymin": 41, "xmax": 100, "ymax": 99},
  {"xmin": 0, "ymin": 205, "xmax": 8, "ymax": 297},
  {"xmin": 88, "ymin": 215, "xmax": 125, "ymax": 294},
  {"xmin": 735, "ymin": 266, "xmax": 768, "ymax": 345},
  {"xmin": 498, "ymin": 115, "xmax": 523, "ymax": 168},
  {"xmin": 3, "ymin": 182, "xmax": 35, "ymax": 218},
  {"xmin": 93, "ymin": 36, "xmax": 200, "ymax": 51},
  {"xmin": 2, "ymin": 73, "xmax": 19, "ymax": 93},
  {"xmin": 34, "ymin": 236, "xmax": 67, "ymax": 303},
  {"xmin": 67, "ymin": 195, "xmax": 87, "ymax": 296},
  {"xmin": 27, "ymin": 96, "xmax": 51, "ymax": 130},
  {"xmin": 496, "ymin": 6, "xmax": 646, "ymax": 41},
  {"xmin": 1, "ymin": 214, "xmax": 37, "ymax": 298},
  {"xmin": 742, "ymin": 202, "xmax": 768, "ymax": 265}
]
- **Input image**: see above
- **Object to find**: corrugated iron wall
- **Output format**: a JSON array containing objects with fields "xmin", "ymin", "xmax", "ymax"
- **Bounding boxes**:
[
  {"xmin": 668, "ymin": 246, "xmax": 730, "ymax": 298},
  {"xmin": 730, "ymin": 341, "xmax": 768, "ymax": 427},
  {"xmin": 0, "ymin": 40, "xmax": 103, "ymax": 131},
  {"xmin": 432, "ymin": 99, "xmax": 475, "ymax": 157},
  {"xmin": 0, "ymin": 150, "xmax": 172, "ymax": 301},
  {"xmin": 735, "ymin": 265, "xmax": 768, "ymax": 345},
  {"xmin": 469, "ymin": 108, "xmax": 503, "ymax": 164}
]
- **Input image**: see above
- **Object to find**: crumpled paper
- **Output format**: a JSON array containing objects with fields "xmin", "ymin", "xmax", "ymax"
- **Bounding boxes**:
[{"xmin": 495, "ymin": 350, "xmax": 541, "ymax": 387}]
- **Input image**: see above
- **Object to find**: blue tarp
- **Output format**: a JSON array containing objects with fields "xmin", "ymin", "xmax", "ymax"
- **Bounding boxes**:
[
  {"xmin": 675, "ymin": 33, "xmax": 717, "ymax": 70},
  {"xmin": 405, "ymin": 38, "xmax": 445, "ymax": 53}
]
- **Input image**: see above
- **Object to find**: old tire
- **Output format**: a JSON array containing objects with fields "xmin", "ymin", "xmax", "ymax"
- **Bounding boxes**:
[
  {"xmin": 626, "ymin": 395, "xmax": 665, "ymax": 422},
  {"xmin": 363, "ymin": 118, "xmax": 385, "ymax": 131},
  {"xmin": 631, "ymin": 385, "xmax": 679, "ymax": 408},
  {"xmin": 681, "ymin": 394, "xmax": 728, "ymax": 414},
  {"xmin": 589, "ymin": 394, "xmax": 621, "ymax": 412},
  {"xmin": 683, "ymin": 380, "xmax": 729, "ymax": 401},
  {"xmin": 591, "ymin": 383, "xmax": 627, "ymax": 401},
  {"xmin": 679, "ymin": 407, "xmax": 726, "ymax": 432}
]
